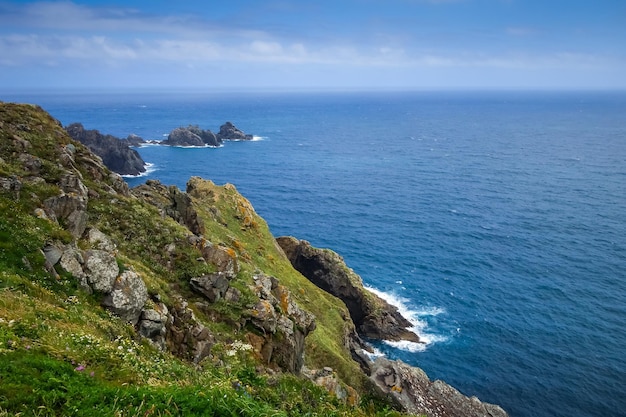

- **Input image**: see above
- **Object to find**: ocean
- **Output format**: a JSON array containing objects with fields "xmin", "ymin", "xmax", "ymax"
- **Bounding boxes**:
[{"xmin": 3, "ymin": 89, "xmax": 625, "ymax": 417}]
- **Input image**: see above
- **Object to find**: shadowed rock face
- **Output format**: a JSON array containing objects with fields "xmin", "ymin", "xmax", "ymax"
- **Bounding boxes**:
[
  {"xmin": 276, "ymin": 236, "xmax": 419, "ymax": 343},
  {"xmin": 65, "ymin": 123, "xmax": 146, "ymax": 176}
]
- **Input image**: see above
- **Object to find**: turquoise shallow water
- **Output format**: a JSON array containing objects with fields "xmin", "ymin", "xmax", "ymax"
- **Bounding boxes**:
[{"xmin": 4, "ymin": 90, "xmax": 626, "ymax": 417}]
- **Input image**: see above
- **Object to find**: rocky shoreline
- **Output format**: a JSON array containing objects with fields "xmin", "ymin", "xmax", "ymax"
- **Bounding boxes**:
[{"xmin": 1, "ymin": 101, "xmax": 508, "ymax": 417}]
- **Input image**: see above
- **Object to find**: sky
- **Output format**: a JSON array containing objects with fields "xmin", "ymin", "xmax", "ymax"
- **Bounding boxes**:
[{"xmin": 0, "ymin": 0, "xmax": 625, "ymax": 90}]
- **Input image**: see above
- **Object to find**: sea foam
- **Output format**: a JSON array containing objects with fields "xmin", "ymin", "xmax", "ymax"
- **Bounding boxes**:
[{"xmin": 365, "ymin": 285, "xmax": 448, "ymax": 352}]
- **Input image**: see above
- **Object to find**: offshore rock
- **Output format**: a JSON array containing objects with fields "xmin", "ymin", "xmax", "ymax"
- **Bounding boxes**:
[
  {"xmin": 65, "ymin": 122, "xmax": 146, "ymax": 176},
  {"xmin": 369, "ymin": 358, "xmax": 509, "ymax": 417},
  {"xmin": 276, "ymin": 236, "xmax": 419, "ymax": 343},
  {"xmin": 163, "ymin": 126, "xmax": 221, "ymax": 147},
  {"xmin": 216, "ymin": 122, "xmax": 253, "ymax": 141}
]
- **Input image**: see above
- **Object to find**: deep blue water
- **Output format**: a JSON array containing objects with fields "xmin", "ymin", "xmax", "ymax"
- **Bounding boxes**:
[{"xmin": 3, "ymin": 90, "xmax": 626, "ymax": 417}]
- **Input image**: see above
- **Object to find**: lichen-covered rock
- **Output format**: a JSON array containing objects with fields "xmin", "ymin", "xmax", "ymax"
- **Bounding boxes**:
[
  {"xmin": 59, "ymin": 245, "xmax": 90, "ymax": 292},
  {"xmin": 102, "ymin": 270, "xmax": 148, "ymax": 325},
  {"xmin": 369, "ymin": 358, "xmax": 509, "ymax": 417},
  {"xmin": 166, "ymin": 298, "xmax": 215, "ymax": 364},
  {"xmin": 276, "ymin": 236, "xmax": 419, "ymax": 343},
  {"xmin": 190, "ymin": 272, "xmax": 231, "ymax": 303},
  {"xmin": 86, "ymin": 228, "xmax": 117, "ymax": 252},
  {"xmin": 83, "ymin": 249, "xmax": 119, "ymax": 293},
  {"xmin": 199, "ymin": 243, "xmax": 238, "ymax": 278},
  {"xmin": 247, "ymin": 273, "xmax": 316, "ymax": 373}
]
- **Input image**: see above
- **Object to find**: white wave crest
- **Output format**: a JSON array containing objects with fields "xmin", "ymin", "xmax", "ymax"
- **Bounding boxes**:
[
  {"xmin": 365, "ymin": 284, "xmax": 448, "ymax": 353},
  {"xmin": 121, "ymin": 162, "xmax": 157, "ymax": 178}
]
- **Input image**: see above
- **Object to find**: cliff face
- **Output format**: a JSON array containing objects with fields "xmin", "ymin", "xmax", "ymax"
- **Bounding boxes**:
[
  {"xmin": 276, "ymin": 236, "xmax": 420, "ymax": 344},
  {"xmin": 65, "ymin": 122, "xmax": 146, "ymax": 176},
  {"xmin": 0, "ymin": 102, "xmax": 508, "ymax": 417}
]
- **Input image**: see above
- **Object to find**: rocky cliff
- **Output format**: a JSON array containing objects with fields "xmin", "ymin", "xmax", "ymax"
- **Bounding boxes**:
[
  {"xmin": 65, "ymin": 122, "xmax": 146, "ymax": 176},
  {"xmin": 0, "ymin": 101, "xmax": 508, "ymax": 417}
]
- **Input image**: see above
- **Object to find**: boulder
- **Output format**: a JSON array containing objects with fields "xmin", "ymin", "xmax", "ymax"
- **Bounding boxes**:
[
  {"xmin": 82, "ymin": 250, "xmax": 119, "ymax": 293},
  {"xmin": 190, "ymin": 272, "xmax": 231, "ymax": 303},
  {"xmin": 369, "ymin": 358, "xmax": 509, "ymax": 417},
  {"xmin": 102, "ymin": 270, "xmax": 148, "ymax": 325},
  {"xmin": 199, "ymin": 243, "xmax": 238, "ymax": 278},
  {"xmin": 276, "ymin": 236, "xmax": 419, "ymax": 343},
  {"xmin": 59, "ymin": 245, "xmax": 90, "ymax": 292},
  {"xmin": 86, "ymin": 228, "xmax": 117, "ymax": 252}
]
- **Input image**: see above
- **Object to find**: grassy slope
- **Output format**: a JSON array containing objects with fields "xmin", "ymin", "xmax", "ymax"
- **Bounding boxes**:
[{"xmin": 0, "ymin": 102, "xmax": 403, "ymax": 416}]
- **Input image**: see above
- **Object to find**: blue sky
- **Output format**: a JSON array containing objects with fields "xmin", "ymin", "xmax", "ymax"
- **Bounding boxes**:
[{"xmin": 0, "ymin": 0, "xmax": 625, "ymax": 90}]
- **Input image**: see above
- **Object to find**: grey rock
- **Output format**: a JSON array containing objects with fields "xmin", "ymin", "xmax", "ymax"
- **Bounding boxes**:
[
  {"xmin": 224, "ymin": 287, "xmax": 242, "ymax": 303},
  {"xmin": 190, "ymin": 272, "xmax": 231, "ymax": 303},
  {"xmin": 59, "ymin": 173, "xmax": 88, "ymax": 199},
  {"xmin": 59, "ymin": 245, "xmax": 90, "ymax": 292},
  {"xmin": 216, "ymin": 122, "xmax": 253, "ymax": 141},
  {"xmin": 87, "ymin": 228, "xmax": 116, "ymax": 252},
  {"xmin": 138, "ymin": 304, "xmax": 169, "ymax": 350},
  {"xmin": 369, "ymin": 358, "xmax": 509, "ymax": 417},
  {"xmin": 18, "ymin": 153, "xmax": 42, "ymax": 173},
  {"xmin": 43, "ymin": 193, "xmax": 88, "ymax": 238},
  {"xmin": 102, "ymin": 270, "xmax": 148, "ymax": 325},
  {"xmin": 42, "ymin": 243, "xmax": 63, "ymax": 268},
  {"xmin": 83, "ymin": 250, "xmax": 119, "ymax": 293}
]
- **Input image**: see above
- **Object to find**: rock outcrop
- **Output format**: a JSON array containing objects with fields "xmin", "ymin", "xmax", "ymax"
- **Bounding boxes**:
[
  {"xmin": 276, "ymin": 236, "xmax": 419, "ymax": 343},
  {"xmin": 162, "ymin": 125, "xmax": 221, "ymax": 147},
  {"xmin": 216, "ymin": 122, "xmax": 253, "ymax": 141},
  {"xmin": 65, "ymin": 123, "xmax": 146, "ymax": 176},
  {"xmin": 369, "ymin": 358, "xmax": 508, "ymax": 417},
  {"xmin": 161, "ymin": 123, "xmax": 252, "ymax": 147},
  {"xmin": 246, "ymin": 273, "xmax": 316, "ymax": 373}
]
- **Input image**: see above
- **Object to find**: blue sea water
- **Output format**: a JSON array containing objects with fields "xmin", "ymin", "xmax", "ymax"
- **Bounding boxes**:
[{"xmin": 3, "ymin": 89, "xmax": 626, "ymax": 417}]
